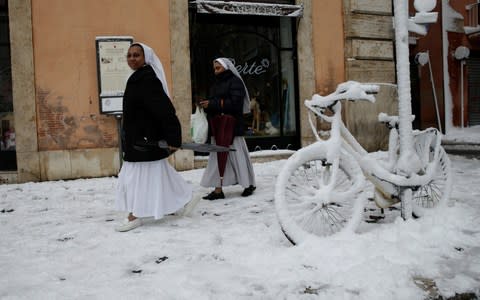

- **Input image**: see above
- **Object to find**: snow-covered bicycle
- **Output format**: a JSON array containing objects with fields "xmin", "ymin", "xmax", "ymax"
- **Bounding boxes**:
[{"xmin": 274, "ymin": 81, "xmax": 452, "ymax": 244}]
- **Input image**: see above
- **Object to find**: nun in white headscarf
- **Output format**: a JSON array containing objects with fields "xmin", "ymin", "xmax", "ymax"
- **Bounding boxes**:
[
  {"xmin": 114, "ymin": 42, "xmax": 192, "ymax": 232},
  {"xmin": 198, "ymin": 57, "xmax": 256, "ymax": 200},
  {"xmin": 134, "ymin": 42, "xmax": 170, "ymax": 97},
  {"xmin": 214, "ymin": 57, "xmax": 251, "ymax": 114}
]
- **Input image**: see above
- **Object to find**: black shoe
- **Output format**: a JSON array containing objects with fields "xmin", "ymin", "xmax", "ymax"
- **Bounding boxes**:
[
  {"xmin": 202, "ymin": 191, "xmax": 225, "ymax": 200},
  {"xmin": 241, "ymin": 185, "xmax": 256, "ymax": 197}
]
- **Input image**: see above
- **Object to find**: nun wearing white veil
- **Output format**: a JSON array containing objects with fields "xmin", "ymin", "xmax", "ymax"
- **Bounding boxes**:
[
  {"xmin": 115, "ymin": 42, "xmax": 192, "ymax": 232},
  {"xmin": 198, "ymin": 57, "xmax": 256, "ymax": 200}
]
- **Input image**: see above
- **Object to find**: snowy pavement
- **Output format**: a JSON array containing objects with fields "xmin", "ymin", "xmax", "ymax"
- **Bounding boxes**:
[{"xmin": 0, "ymin": 154, "xmax": 479, "ymax": 299}]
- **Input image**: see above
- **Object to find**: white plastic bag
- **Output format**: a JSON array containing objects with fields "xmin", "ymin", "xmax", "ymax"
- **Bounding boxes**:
[{"xmin": 190, "ymin": 106, "xmax": 208, "ymax": 144}]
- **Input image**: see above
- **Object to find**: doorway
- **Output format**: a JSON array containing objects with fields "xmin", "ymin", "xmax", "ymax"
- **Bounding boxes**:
[
  {"xmin": 188, "ymin": 3, "xmax": 300, "ymax": 151},
  {"xmin": 0, "ymin": 0, "xmax": 16, "ymax": 171}
]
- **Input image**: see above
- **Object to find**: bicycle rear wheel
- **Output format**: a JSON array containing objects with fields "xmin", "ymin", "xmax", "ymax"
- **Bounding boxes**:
[
  {"xmin": 275, "ymin": 143, "xmax": 366, "ymax": 244},
  {"xmin": 412, "ymin": 137, "xmax": 452, "ymax": 217}
]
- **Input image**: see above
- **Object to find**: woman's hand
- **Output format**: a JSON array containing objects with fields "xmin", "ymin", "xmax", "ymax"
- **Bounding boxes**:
[
  {"xmin": 198, "ymin": 100, "xmax": 209, "ymax": 109},
  {"xmin": 168, "ymin": 146, "xmax": 179, "ymax": 153}
]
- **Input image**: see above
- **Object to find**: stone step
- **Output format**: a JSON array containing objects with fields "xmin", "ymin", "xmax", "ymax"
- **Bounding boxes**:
[{"xmin": 442, "ymin": 141, "xmax": 480, "ymax": 158}]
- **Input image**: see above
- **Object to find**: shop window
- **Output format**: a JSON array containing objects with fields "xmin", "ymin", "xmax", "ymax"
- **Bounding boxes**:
[
  {"xmin": 0, "ymin": 0, "xmax": 16, "ymax": 171},
  {"xmin": 189, "ymin": 6, "xmax": 300, "ymax": 151}
]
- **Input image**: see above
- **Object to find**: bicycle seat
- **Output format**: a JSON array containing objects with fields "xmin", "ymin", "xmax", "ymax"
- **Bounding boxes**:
[{"xmin": 378, "ymin": 112, "xmax": 415, "ymax": 129}]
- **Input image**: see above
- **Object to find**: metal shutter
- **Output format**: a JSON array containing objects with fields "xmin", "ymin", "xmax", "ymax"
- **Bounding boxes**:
[{"xmin": 467, "ymin": 57, "xmax": 480, "ymax": 126}]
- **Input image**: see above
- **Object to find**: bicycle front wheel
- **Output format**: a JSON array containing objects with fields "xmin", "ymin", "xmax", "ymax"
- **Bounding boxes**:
[
  {"xmin": 275, "ymin": 143, "xmax": 366, "ymax": 244},
  {"xmin": 412, "ymin": 146, "xmax": 452, "ymax": 217}
]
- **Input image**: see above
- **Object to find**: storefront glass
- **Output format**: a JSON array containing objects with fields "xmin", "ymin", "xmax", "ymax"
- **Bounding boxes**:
[
  {"xmin": 189, "ymin": 3, "xmax": 299, "ymax": 151},
  {"xmin": 0, "ymin": 0, "xmax": 16, "ymax": 170}
]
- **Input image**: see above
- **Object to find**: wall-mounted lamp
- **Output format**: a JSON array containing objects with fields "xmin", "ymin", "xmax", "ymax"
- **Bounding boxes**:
[
  {"xmin": 454, "ymin": 46, "xmax": 470, "ymax": 128},
  {"xmin": 415, "ymin": 52, "xmax": 430, "ymax": 66},
  {"xmin": 413, "ymin": 0, "xmax": 436, "ymax": 13},
  {"xmin": 454, "ymin": 46, "xmax": 470, "ymax": 60}
]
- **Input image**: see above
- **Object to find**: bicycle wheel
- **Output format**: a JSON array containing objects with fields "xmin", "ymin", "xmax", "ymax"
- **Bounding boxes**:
[
  {"xmin": 275, "ymin": 143, "xmax": 366, "ymax": 244},
  {"xmin": 412, "ymin": 145, "xmax": 452, "ymax": 217}
]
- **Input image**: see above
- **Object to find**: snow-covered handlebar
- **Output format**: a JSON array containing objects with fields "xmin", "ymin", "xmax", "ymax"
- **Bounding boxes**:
[{"xmin": 305, "ymin": 81, "xmax": 379, "ymax": 110}]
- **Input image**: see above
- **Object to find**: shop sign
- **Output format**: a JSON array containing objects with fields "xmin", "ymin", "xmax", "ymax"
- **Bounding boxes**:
[
  {"xmin": 195, "ymin": 1, "xmax": 303, "ymax": 17},
  {"xmin": 233, "ymin": 58, "xmax": 270, "ymax": 76}
]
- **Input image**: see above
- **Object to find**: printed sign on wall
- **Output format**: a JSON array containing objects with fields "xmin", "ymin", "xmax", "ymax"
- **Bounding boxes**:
[{"xmin": 95, "ymin": 36, "xmax": 133, "ymax": 114}]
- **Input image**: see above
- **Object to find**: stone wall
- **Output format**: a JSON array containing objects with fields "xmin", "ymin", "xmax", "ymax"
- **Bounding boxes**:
[
  {"xmin": 8, "ymin": 0, "xmax": 41, "ymax": 182},
  {"xmin": 343, "ymin": 0, "xmax": 397, "ymax": 151}
]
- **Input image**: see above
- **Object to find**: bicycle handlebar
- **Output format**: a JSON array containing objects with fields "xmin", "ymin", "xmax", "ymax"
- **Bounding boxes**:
[
  {"xmin": 305, "ymin": 81, "xmax": 379, "ymax": 110},
  {"xmin": 335, "ymin": 81, "xmax": 379, "ymax": 96}
]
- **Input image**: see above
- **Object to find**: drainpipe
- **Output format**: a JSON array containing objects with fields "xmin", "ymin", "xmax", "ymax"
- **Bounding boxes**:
[
  {"xmin": 454, "ymin": 46, "xmax": 470, "ymax": 128},
  {"xmin": 460, "ymin": 59, "xmax": 465, "ymax": 128}
]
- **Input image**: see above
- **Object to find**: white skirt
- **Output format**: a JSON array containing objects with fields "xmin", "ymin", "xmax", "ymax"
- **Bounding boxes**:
[
  {"xmin": 116, "ymin": 159, "xmax": 192, "ymax": 219},
  {"xmin": 200, "ymin": 136, "xmax": 256, "ymax": 188}
]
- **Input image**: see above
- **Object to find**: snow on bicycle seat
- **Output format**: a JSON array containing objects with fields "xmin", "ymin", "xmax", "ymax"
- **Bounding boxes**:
[{"xmin": 378, "ymin": 112, "xmax": 415, "ymax": 128}]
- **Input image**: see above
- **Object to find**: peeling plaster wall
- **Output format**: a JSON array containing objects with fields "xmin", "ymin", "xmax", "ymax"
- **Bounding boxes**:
[
  {"xmin": 21, "ymin": 0, "xmax": 180, "ymax": 181},
  {"xmin": 31, "ymin": 0, "xmax": 172, "ymax": 153}
]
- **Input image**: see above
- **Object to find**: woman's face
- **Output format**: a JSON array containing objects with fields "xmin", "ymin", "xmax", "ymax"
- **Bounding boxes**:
[
  {"xmin": 213, "ymin": 61, "xmax": 225, "ymax": 75},
  {"xmin": 127, "ymin": 45, "xmax": 145, "ymax": 70}
]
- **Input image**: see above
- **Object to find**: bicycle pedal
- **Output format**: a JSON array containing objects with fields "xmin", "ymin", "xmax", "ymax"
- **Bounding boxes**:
[
  {"xmin": 365, "ymin": 214, "xmax": 385, "ymax": 223},
  {"xmin": 374, "ymin": 190, "xmax": 400, "ymax": 208}
]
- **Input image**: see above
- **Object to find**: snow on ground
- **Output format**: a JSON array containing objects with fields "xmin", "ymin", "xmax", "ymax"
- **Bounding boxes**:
[
  {"xmin": 444, "ymin": 125, "xmax": 480, "ymax": 144},
  {"xmin": 0, "ymin": 154, "xmax": 479, "ymax": 299}
]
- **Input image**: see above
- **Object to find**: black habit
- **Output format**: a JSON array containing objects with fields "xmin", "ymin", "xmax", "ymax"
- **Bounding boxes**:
[
  {"xmin": 122, "ymin": 65, "xmax": 181, "ymax": 162},
  {"xmin": 204, "ymin": 69, "xmax": 246, "ymax": 137}
]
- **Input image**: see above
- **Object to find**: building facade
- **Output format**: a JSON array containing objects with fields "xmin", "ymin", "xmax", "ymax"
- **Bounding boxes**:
[
  {"xmin": 2, "ymin": 0, "xmax": 403, "ymax": 183},
  {"xmin": 409, "ymin": 0, "xmax": 480, "ymax": 132}
]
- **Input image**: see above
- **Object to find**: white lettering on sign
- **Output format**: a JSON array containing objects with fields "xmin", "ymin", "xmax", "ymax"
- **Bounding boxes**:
[
  {"xmin": 221, "ymin": 4, "xmax": 282, "ymax": 16},
  {"xmin": 196, "ymin": 1, "xmax": 304, "ymax": 17},
  {"xmin": 234, "ymin": 58, "xmax": 270, "ymax": 76}
]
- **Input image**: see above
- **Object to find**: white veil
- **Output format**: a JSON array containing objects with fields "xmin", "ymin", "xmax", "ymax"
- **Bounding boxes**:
[
  {"xmin": 133, "ymin": 42, "xmax": 170, "ymax": 98},
  {"xmin": 214, "ymin": 58, "xmax": 251, "ymax": 114}
]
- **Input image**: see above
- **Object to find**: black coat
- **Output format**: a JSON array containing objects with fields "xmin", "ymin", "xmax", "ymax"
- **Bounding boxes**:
[
  {"xmin": 204, "ymin": 70, "xmax": 246, "ymax": 137},
  {"xmin": 122, "ymin": 65, "xmax": 181, "ymax": 162}
]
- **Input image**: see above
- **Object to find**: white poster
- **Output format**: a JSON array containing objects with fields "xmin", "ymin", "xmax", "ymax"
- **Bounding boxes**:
[{"xmin": 95, "ymin": 36, "xmax": 133, "ymax": 114}]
